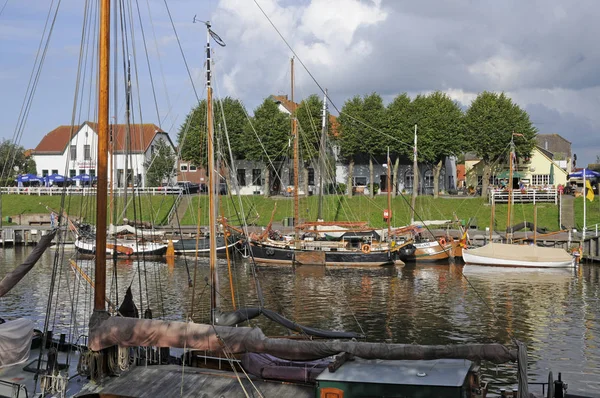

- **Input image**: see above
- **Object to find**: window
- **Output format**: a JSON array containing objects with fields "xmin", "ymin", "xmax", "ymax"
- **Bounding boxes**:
[
  {"xmin": 180, "ymin": 164, "xmax": 188, "ymax": 172},
  {"xmin": 404, "ymin": 169, "xmax": 414, "ymax": 189},
  {"xmin": 51, "ymin": 169, "xmax": 58, "ymax": 175},
  {"xmin": 42, "ymin": 170, "xmax": 49, "ymax": 177},
  {"xmin": 89, "ymin": 169, "xmax": 96, "ymax": 179},
  {"xmin": 532, "ymin": 174, "xmax": 550, "ymax": 185},
  {"xmin": 69, "ymin": 169, "xmax": 76, "ymax": 178},
  {"xmin": 489, "ymin": 176, "xmax": 500, "ymax": 186},
  {"xmin": 252, "ymin": 169, "xmax": 262, "ymax": 186},
  {"xmin": 84, "ymin": 145, "xmax": 91, "ymax": 160},
  {"xmin": 477, "ymin": 176, "xmax": 483, "ymax": 186},
  {"xmin": 308, "ymin": 168, "xmax": 315, "ymax": 185},
  {"xmin": 189, "ymin": 164, "xmax": 197, "ymax": 171},
  {"xmin": 424, "ymin": 169, "xmax": 434, "ymax": 187},
  {"xmin": 79, "ymin": 169, "xmax": 85, "ymax": 175},
  {"xmin": 237, "ymin": 169, "xmax": 246, "ymax": 186},
  {"xmin": 70, "ymin": 145, "xmax": 77, "ymax": 160},
  {"xmin": 353, "ymin": 176, "xmax": 367, "ymax": 186}
]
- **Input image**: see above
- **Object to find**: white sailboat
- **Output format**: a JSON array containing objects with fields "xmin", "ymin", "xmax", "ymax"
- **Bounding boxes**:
[{"xmin": 463, "ymin": 134, "xmax": 575, "ymax": 268}]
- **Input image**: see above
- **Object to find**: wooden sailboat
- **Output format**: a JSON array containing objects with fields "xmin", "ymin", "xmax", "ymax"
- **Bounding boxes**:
[{"xmin": 463, "ymin": 134, "xmax": 575, "ymax": 268}]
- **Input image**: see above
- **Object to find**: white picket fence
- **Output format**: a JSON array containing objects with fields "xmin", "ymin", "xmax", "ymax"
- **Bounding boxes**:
[{"xmin": 0, "ymin": 186, "xmax": 183, "ymax": 196}]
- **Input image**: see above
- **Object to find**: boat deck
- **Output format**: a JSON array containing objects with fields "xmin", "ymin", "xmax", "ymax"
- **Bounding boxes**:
[{"xmin": 77, "ymin": 364, "xmax": 314, "ymax": 397}]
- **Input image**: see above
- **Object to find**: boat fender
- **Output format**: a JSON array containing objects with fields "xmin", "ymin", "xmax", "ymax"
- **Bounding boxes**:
[
  {"xmin": 286, "ymin": 252, "xmax": 292, "ymax": 258},
  {"xmin": 266, "ymin": 247, "xmax": 275, "ymax": 256},
  {"xmin": 439, "ymin": 238, "xmax": 446, "ymax": 246},
  {"xmin": 361, "ymin": 244, "xmax": 371, "ymax": 254}
]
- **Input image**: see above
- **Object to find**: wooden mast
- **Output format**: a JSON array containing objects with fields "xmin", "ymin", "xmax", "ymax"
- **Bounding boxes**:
[
  {"xmin": 507, "ymin": 133, "xmax": 522, "ymax": 244},
  {"xmin": 386, "ymin": 147, "xmax": 392, "ymax": 240},
  {"xmin": 94, "ymin": 0, "xmax": 110, "ymax": 312},
  {"xmin": 317, "ymin": 89, "xmax": 327, "ymax": 221},
  {"xmin": 410, "ymin": 125, "xmax": 418, "ymax": 224},
  {"xmin": 291, "ymin": 58, "xmax": 300, "ymax": 244},
  {"xmin": 206, "ymin": 21, "xmax": 219, "ymax": 323}
]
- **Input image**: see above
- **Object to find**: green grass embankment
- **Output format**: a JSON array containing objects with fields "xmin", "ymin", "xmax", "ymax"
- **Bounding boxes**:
[
  {"xmin": 3, "ymin": 193, "xmax": 599, "ymax": 231},
  {"xmin": 1, "ymin": 194, "xmax": 176, "ymax": 225},
  {"xmin": 180, "ymin": 194, "xmax": 564, "ymax": 231}
]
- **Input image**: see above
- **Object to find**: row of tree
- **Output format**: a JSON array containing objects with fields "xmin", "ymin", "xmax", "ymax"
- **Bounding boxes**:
[
  {"xmin": 176, "ymin": 91, "xmax": 537, "ymax": 197},
  {"xmin": 0, "ymin": 140, "xmax": 37, "ymax": 185}
]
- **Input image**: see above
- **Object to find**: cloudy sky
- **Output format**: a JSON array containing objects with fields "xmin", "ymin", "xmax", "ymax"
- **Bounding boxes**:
[{"xmin": 0, "ymin": 0, "xmax": 598, "ymax": 166}]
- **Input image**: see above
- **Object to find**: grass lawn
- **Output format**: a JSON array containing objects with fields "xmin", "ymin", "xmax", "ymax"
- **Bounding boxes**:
[
  {"xmin": 179, "ymin": 194, "xmax": 565, "ymax": 231},
  {"xmin": 3, "ymin": 193, "xmax": 598, "ymax": 232},
  {"xmin": 1, "ymin": 194, "xmax": 176, "ymax": 225}
]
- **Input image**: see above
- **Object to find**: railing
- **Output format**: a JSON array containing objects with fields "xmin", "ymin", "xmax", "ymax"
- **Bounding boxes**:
[
  {"xmin": 489, "ymin": 188, "xmax": 558, "ymax": 205},
  {"xmin": 0, "ymin": 186, "xmax": 183, "ymax": 196}
]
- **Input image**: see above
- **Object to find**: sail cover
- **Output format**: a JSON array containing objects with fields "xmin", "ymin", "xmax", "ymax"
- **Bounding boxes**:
[
  {"xmin": 0, "ymin": 229, "xmax": 57, "ymax": 298},
  {"xmin": 0, "ymin": 318, "xmax": 34, "ymax": 368},
  {"xmin": 89, "ymin": 315, "xmax": 516, "ymax": 364}
]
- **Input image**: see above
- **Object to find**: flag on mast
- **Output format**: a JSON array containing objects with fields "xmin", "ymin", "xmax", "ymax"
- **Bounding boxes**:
[{"xmin": 586, "ymin": 180, "xmax": 594, "ymax": 202}]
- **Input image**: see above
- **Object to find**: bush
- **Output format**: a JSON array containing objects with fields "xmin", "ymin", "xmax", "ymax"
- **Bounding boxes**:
[
  {"xmin": 372, "ymin": 183, "xmax": 380, "ymax": 194},
  {"xmin": 336, "ymin": 183, "xmax": 347, "ymax": 194}
]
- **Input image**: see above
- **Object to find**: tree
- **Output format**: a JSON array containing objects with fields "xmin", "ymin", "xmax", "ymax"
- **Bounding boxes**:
[
  {"xmin": 464, "ymin": 91, "xmax": 537, "ymax": 196},
  {"xmin": 337, "ymin": 93, "xmax": 386, "ymax": 197},
  {"xmin": 244, "ymin": 98, "xmax": 290, "ymax": 197},
  {"xmin": 144, "ymin": 139, "xmax": 176, "ymax": 186},
  {"xmin": 0, "ymin": 140, "xmax": 36, "ymax": 184},
  {"xmin": 177, "ymin": 97, "xmax": 248, "ymax": 167},
  {"xmin": 407, "ymin": 92, "xmax": 464, "ymax": 198}
]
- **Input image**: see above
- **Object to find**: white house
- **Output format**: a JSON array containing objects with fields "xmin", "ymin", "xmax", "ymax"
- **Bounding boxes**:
[{"xmin": 33, "ymin": 121, "xmax": 175, "ymax": 188}]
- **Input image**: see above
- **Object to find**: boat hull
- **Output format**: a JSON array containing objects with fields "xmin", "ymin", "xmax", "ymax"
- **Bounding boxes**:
[
  {"xmin": 247, "ymin": 242, "xmax": 399, "ymax": 267},
  {"xmin": 403, "ymin": 241, "xmax": 453, "ymax": 264},
  {"xmin": 172, "ymin": 236, "xmax": 238, "ymax": 255},
  {"xmin": 463, "ymin": 243, "xmax": 575, "ymax": 268},
  {"xmin": 75, "ymin": 239, "xmax": 168, "ymax": 257}
]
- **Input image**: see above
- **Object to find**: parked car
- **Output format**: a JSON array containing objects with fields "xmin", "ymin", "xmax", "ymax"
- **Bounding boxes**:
[{"xmin": 177, "ymin": 181, "xmax": 200, "ymax": 194}]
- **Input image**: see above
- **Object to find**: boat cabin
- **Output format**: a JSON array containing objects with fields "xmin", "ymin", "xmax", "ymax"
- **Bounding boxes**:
[{"xmin": 316, "ymin": 358, "xmax": 483, "ymax": 398}]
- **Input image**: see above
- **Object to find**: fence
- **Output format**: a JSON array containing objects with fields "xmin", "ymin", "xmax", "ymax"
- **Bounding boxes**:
[
  {"xmin": 489, "ymin": 188, "xmax": 558, "ymax": 205},
  {"xmin": 0, "ymin": 186, "xmax": 183, "ymax": 196}
]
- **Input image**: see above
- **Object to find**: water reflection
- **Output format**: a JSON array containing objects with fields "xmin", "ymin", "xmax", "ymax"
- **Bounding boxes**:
[{"xmin": 0, "ymin": 247, "xmax": 599, "ymax": 395}]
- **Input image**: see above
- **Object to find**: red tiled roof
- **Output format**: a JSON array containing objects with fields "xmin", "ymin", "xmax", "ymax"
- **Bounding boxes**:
[
  {"xmin": 34, "ymin": 122, "xmax": 165, "ymax": 154},
  {"xmin": 271, "ymin": 95, "xmax": 297, "ymax": 113},
  {"xmin": 34, "ymin": 125, "xmax": 75, "ymax": 153}
]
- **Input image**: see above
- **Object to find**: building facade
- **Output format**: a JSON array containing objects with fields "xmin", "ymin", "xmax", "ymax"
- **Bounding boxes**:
[{"xmin": 33, "ymin": 122, "xmax": 175, "ymax": 188}]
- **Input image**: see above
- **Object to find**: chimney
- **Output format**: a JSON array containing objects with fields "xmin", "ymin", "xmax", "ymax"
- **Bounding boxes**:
[{"xmin": 544, "ymin": 140, "xmax": 548, "ymax": 150}]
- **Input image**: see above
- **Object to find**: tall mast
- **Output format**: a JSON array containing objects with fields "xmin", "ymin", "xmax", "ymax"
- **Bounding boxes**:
[
  {"xmin": 206, "ymin": 21, "xmax": 219, "ymax": 322},
  {"xmin": 123, "ymin": 57, "xmax": 131, "ymax": 210},
  {"xmin": 410, "ymin": 125, "xmax": 418, "ymax": 224},
  {"xmin": 291, "ymin": 58, "xmax": 300, "ymax": 243},
  {"xmin": 387, "ymin": 147, "xmax": 392, "ymax": 240},
  {"xmin": 507, "ymin": 134, "xmax": 515, "ymax": 243},
  {"xmin": 94, "ymin": 0, "xmax": 110, "ymax": 312},
  {"xmin": 317, "ymin": 89, "xmax": 327, "ymax": 220}
]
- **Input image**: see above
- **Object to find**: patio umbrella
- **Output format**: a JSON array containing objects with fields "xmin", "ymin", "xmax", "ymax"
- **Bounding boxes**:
[
  {"xmin": 568, "ymin": 168, "xmax": 600, "ymax": 179},
  {"xmin": 549, "ymin": 164, "xmax": 554, "ymax": 185},
  {"xmin": 47, "ymin": 173, "xmax": 67, "ymax": 182},
  {"xmin": 16, "ymin": 174, "xmax": 41, "ymax": 183},
  {"xmin": 497, "ymin": 170, "xmax": 524, "ymax": 179},
  {"xmin": 72, "ymin": 173, "xmax": 92, "ymax": 182}
]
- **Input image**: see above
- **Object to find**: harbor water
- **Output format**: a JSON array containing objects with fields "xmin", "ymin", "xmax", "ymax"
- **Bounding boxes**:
[{"xmin": 0, "ymin": 246, "xmax": 599, "ymax": 396}]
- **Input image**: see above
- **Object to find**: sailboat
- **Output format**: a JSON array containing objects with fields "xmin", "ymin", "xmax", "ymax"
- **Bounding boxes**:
[
  {"xmin": 1, "ymin": 4, "xmax": 589, "ymax": 398},
  {"xmin": 248, "ymin": 64, "xmax": 416, "ymax": 267},
  {"xmin": 463, "ymin": 134, "xmax": 575, "ymax": 268}
]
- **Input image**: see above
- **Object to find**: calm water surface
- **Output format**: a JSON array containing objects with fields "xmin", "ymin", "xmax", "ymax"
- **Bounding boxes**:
[{"xmin": 1, "ymin": 246, "xmax": 599, "ymax": 396}]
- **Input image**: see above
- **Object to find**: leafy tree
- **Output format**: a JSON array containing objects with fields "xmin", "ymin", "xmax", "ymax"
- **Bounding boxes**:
[
  {"xmin": 244, "ymin": 98, "xmax": 290, "ymax": 196},
  {"xmin": 464, "ymin": 91, "xmax": 537, "ymax": 196},
  {"xmin": 144, "ymin": 139, "xmax": 175, "ymax": 186},
  {"xmin": 0, "ymin": 140, "xmax": 36, "ymax": 184},
  {"xmin": 177, "ymin": 97, "xmax": 247, "ymax": 167},
  {"xmin": 408, "ymin": 92, "xmax": 464, "ymax": 198},
  {"xmin": 337, "ymin": 93, "xmax": 386, "ymax": 197}
]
